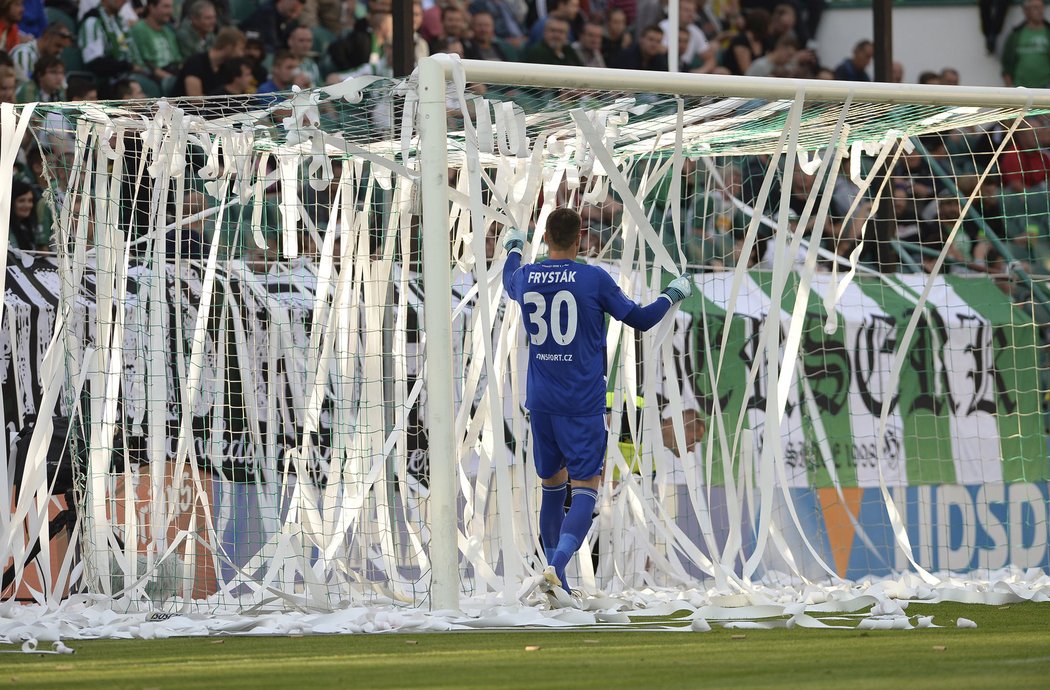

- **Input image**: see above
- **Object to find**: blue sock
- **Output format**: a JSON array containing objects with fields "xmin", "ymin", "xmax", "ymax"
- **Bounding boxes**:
[
  {"xmin": 540, "ymin": 481, "xmax": 568, "ymax": 564},
  {"xmin": 550, "ymin": 487, "xmax": 598, "ymax": 588}
]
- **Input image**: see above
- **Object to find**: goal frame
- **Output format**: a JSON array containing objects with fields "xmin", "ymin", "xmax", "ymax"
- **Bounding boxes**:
[{"xmin": 416, "ymin": 56, "xmax": 1050, "ymax": 611}]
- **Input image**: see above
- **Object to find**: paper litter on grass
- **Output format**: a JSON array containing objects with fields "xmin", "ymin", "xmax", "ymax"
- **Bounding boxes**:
[{"xmin": 0, "ymin": 567, "xmax": 1043, "ymax": 644}]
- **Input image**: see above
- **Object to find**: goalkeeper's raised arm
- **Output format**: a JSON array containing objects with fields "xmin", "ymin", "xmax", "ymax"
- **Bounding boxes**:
[{"xmin": 499, "ymin": 206, "xmax": 692, "ymax": 597}]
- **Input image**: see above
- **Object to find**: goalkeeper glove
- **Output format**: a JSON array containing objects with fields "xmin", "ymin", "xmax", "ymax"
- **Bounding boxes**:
[
  {"xmin": 661, "ymin": 275, "xmax": 692, "ymax": 304},
  {"xmin": 503, "ymin": 228, "xmax": 526, "ymax": 254}
]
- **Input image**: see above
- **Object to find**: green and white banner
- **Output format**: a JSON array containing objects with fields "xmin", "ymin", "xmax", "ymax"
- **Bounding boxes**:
[{"xmin": 680, "ymin": 271, "xmax": 1048, "ymax": 488}]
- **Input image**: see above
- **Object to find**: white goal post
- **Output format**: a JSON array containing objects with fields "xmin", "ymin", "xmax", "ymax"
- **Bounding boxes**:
[
  {"xmin": 416, "ymin": 56, "xmax": 1050, "ymax": 611},
  {"xmin": 4, "ymin": 56, "xmax": 1050, "ymax": 633}
]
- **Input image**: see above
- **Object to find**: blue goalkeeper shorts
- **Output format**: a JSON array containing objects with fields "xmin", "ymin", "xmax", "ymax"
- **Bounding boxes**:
[{"xmin": 529, "ymin": 411, "xmax": 607, "ymax": 481}]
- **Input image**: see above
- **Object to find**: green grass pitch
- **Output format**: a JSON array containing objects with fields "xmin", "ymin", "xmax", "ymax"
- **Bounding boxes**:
[{"xmin": 1, "ymin": 602, "xmax": 1048, "ymax": 689}]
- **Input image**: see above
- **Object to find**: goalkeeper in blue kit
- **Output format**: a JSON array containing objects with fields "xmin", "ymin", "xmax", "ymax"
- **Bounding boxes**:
[{"xmin": 501, "ymin": 207, "xmax": 692, "ymax": 595}]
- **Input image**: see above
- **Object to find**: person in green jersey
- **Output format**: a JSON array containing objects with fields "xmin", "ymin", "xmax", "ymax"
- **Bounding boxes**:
[
  {"xmin": 176, "ymin": 0, "xmax": 217, "ymax": 58},
  {"xmin": 129, "ymin": 0, "xmax": 184, "ymax": 87},
  {"xmin": 1002, "ymin": 0, "xmax": 1050, "ymax": 88}
]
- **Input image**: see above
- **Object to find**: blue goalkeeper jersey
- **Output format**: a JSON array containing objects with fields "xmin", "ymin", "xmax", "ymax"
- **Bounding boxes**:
[{"xmin": 503, "ymin": 255, "xmax": 638, "ymax": 417}]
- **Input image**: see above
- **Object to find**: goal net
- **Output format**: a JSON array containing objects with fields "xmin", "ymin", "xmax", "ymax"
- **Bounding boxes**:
[{"xmin": 2, "ymin": 59, "xmax": 1050, "ymax": 631}]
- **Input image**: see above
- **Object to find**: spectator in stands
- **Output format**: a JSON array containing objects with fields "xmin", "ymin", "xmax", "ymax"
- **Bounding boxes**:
[
  {"xmin": 833, "ymin": 39, "xmax": 873, "ymax": 82},
  {"xmin": 435, "ymin": 4, "xmax": 469, "ymax": 52},
  {"xmin": 0, "ymin": 64, "xmax": 15, "ymax": 101},
  {"xmin": 919, "ymin": 189, "xmax": 988, "ymax": 272},
  {"xmin": 696, "ymin": 0, "xmax": 735, "ymax": 42},
  {"xmin": 613, "ymin": 23, "xmax": 668, "ymax": 70},
  {"xmin": 660, "ymin": 0, "xmax": 714, "ymax": 72},
  {"xmin": 418, "ymin": 0, "xmax": 443, "ymax": 43},
  {"xmin": 16, "ymin": 141, "xmax": 42, "ymax": 216},
  {"xmin": 257, "ymin": 48, "xmax": 301, "ymax": 102},
  {"xmin": 80, "ymin": 0, "xmax": 140, "ymax": 84},
  {"xmin": 439, "ymin": 35, "xmax": 465, "ymax": 58},
  {"xmin": 130, "ymin": 0, "xmax": 184, "ymax": 89},
  {"xmin": 210, "ymin": 55, "xmax": 252, "ymax": 95},
  {"xmin": 940, "ymin": 66, "xmax": 959, "ymax": 85},
  {"xmin": 175, "ymin": 25, "xmax": 244, "ymax": 96},
  {"xmin": 917, "ymin": 70, "xmax": 940, "ymax": 85},
  {"xmin": 176, "ymin": 0, "xmax": 218, "ymax": 59},
  {"xmin": 527, "ymin": 0, "xmax": 579, "ymax": 48},
  {"xmin": 890, "ymin": 177, "xmax": 920, "ymax": 239},
  {"xmin": 524, "ymin": 15, "xmax": 581, "ymax": 65},
  {"xmin": 722, "ymin": 8, "xmax": 767, "ymax": 75},
  {"xmin": 0, "ymin": 0, "xmax": 30, "ymax": 53},
  {"xmin": 746, "ymin": 30, "xmax": 796, "ymax": 77},
  {"xmin": 300, "ymin": 0, "xmax": 343, "ymax": 34},
  {"xmin": 786, "ymin": 157, "xmax": 818, "ymax": 218},
  {"xmin": 112, "ymin": 75, "xmax": 146, "ymax": 98},
  {"xmin": 891, "ymin": 144, "xmax": 938, "ymax": 210},
  {"xmin": 765, "ymin": 1, "xmax": 807, "ymax": 49},
  {"xmin": 9, "ymin": 179, "xmax": 42, "ymax": 250},
  {"xmin": 999, "ymin": 123, "xmax": 1050, "ymax": 192},
  {"xmin": 16, "ymin": 53, "xmax": 63, "ymax": 102},
  {"xmin": 42, "ymin": 73, "xmax": 96, "ymax": 150},
  {"xmin": 606, "ymin": 0, "xmax": 638, "ymax": 27},
  {"xmin": 601, "ymin": 7, "xmax": 631, "ymax": 66},
  {"xmin": 572, "ymin": 20, "xmax": 606, "ymax": 68},
  {"xmin": 76, "ymin": 0, "xmax": 135, "ymax": 23},
  {"xmin": 412, "ymin": 1, "xmax": 429, "ymax": 64},
  {"xmin": 426, "ymin": 3, "xmax": 452, "ymax": 52},
  {"xmin": 243, "ymin": 33, "xmax": 269, "ymax": 89},
  {"xmin": 286, "ymin": 25, "xmax": 320, "ymax": 87},
  {"xmin": 464, "ymin": 9, "xmax": 515, "ymax": 61},
  {"xmin": 1002, "ymin": 0, "xmax": 1050, "ymax": 88},
  {"xmin": 240, "ymin": 0, "xmax": 304, "ymax": 53},
  {"xmin": 891, "ymin": 60, "xmax": 903, "ymax": 83},
  {"xmin": 9, "ymin": 23, "xmax": 74, "ymax": 85},
  {"xmin": 674, "ymin": 26, "xmax": 695, "ymax": 71},
  {"xmin": 327, "ymin": 5, "xmax": 391, "ymax": 74},
  {"xmin": 923, "ymin": 130, "xmax": 975, "ymax": 179},
  {"xmin": 664, "ymin": 161, "xmax": 749, "ymax": 268},
  {"xmin": 468, "ymin": 0, "xmax": 526, "ymax": 47}
]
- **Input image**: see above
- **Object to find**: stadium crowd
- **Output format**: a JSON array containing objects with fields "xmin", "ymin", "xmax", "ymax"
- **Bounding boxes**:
[
  {"xmin": 2, "ymin": 0, "xmax": 1050, "ymax": 285},
  {"xmin": 0, "ymin": 0, "xmax": 991, "ymax": 103}
]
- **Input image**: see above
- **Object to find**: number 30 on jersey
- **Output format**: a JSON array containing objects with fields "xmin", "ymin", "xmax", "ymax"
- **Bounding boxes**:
[{"xmin": 523, "ymin": 290, "xmax": 578, "ymax": 346}]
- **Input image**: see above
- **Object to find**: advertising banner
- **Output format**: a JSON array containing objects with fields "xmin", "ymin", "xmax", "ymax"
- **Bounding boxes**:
[{"xmin": 2, "ymin": 253, "xmax": 1047, "ymax": 581}]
